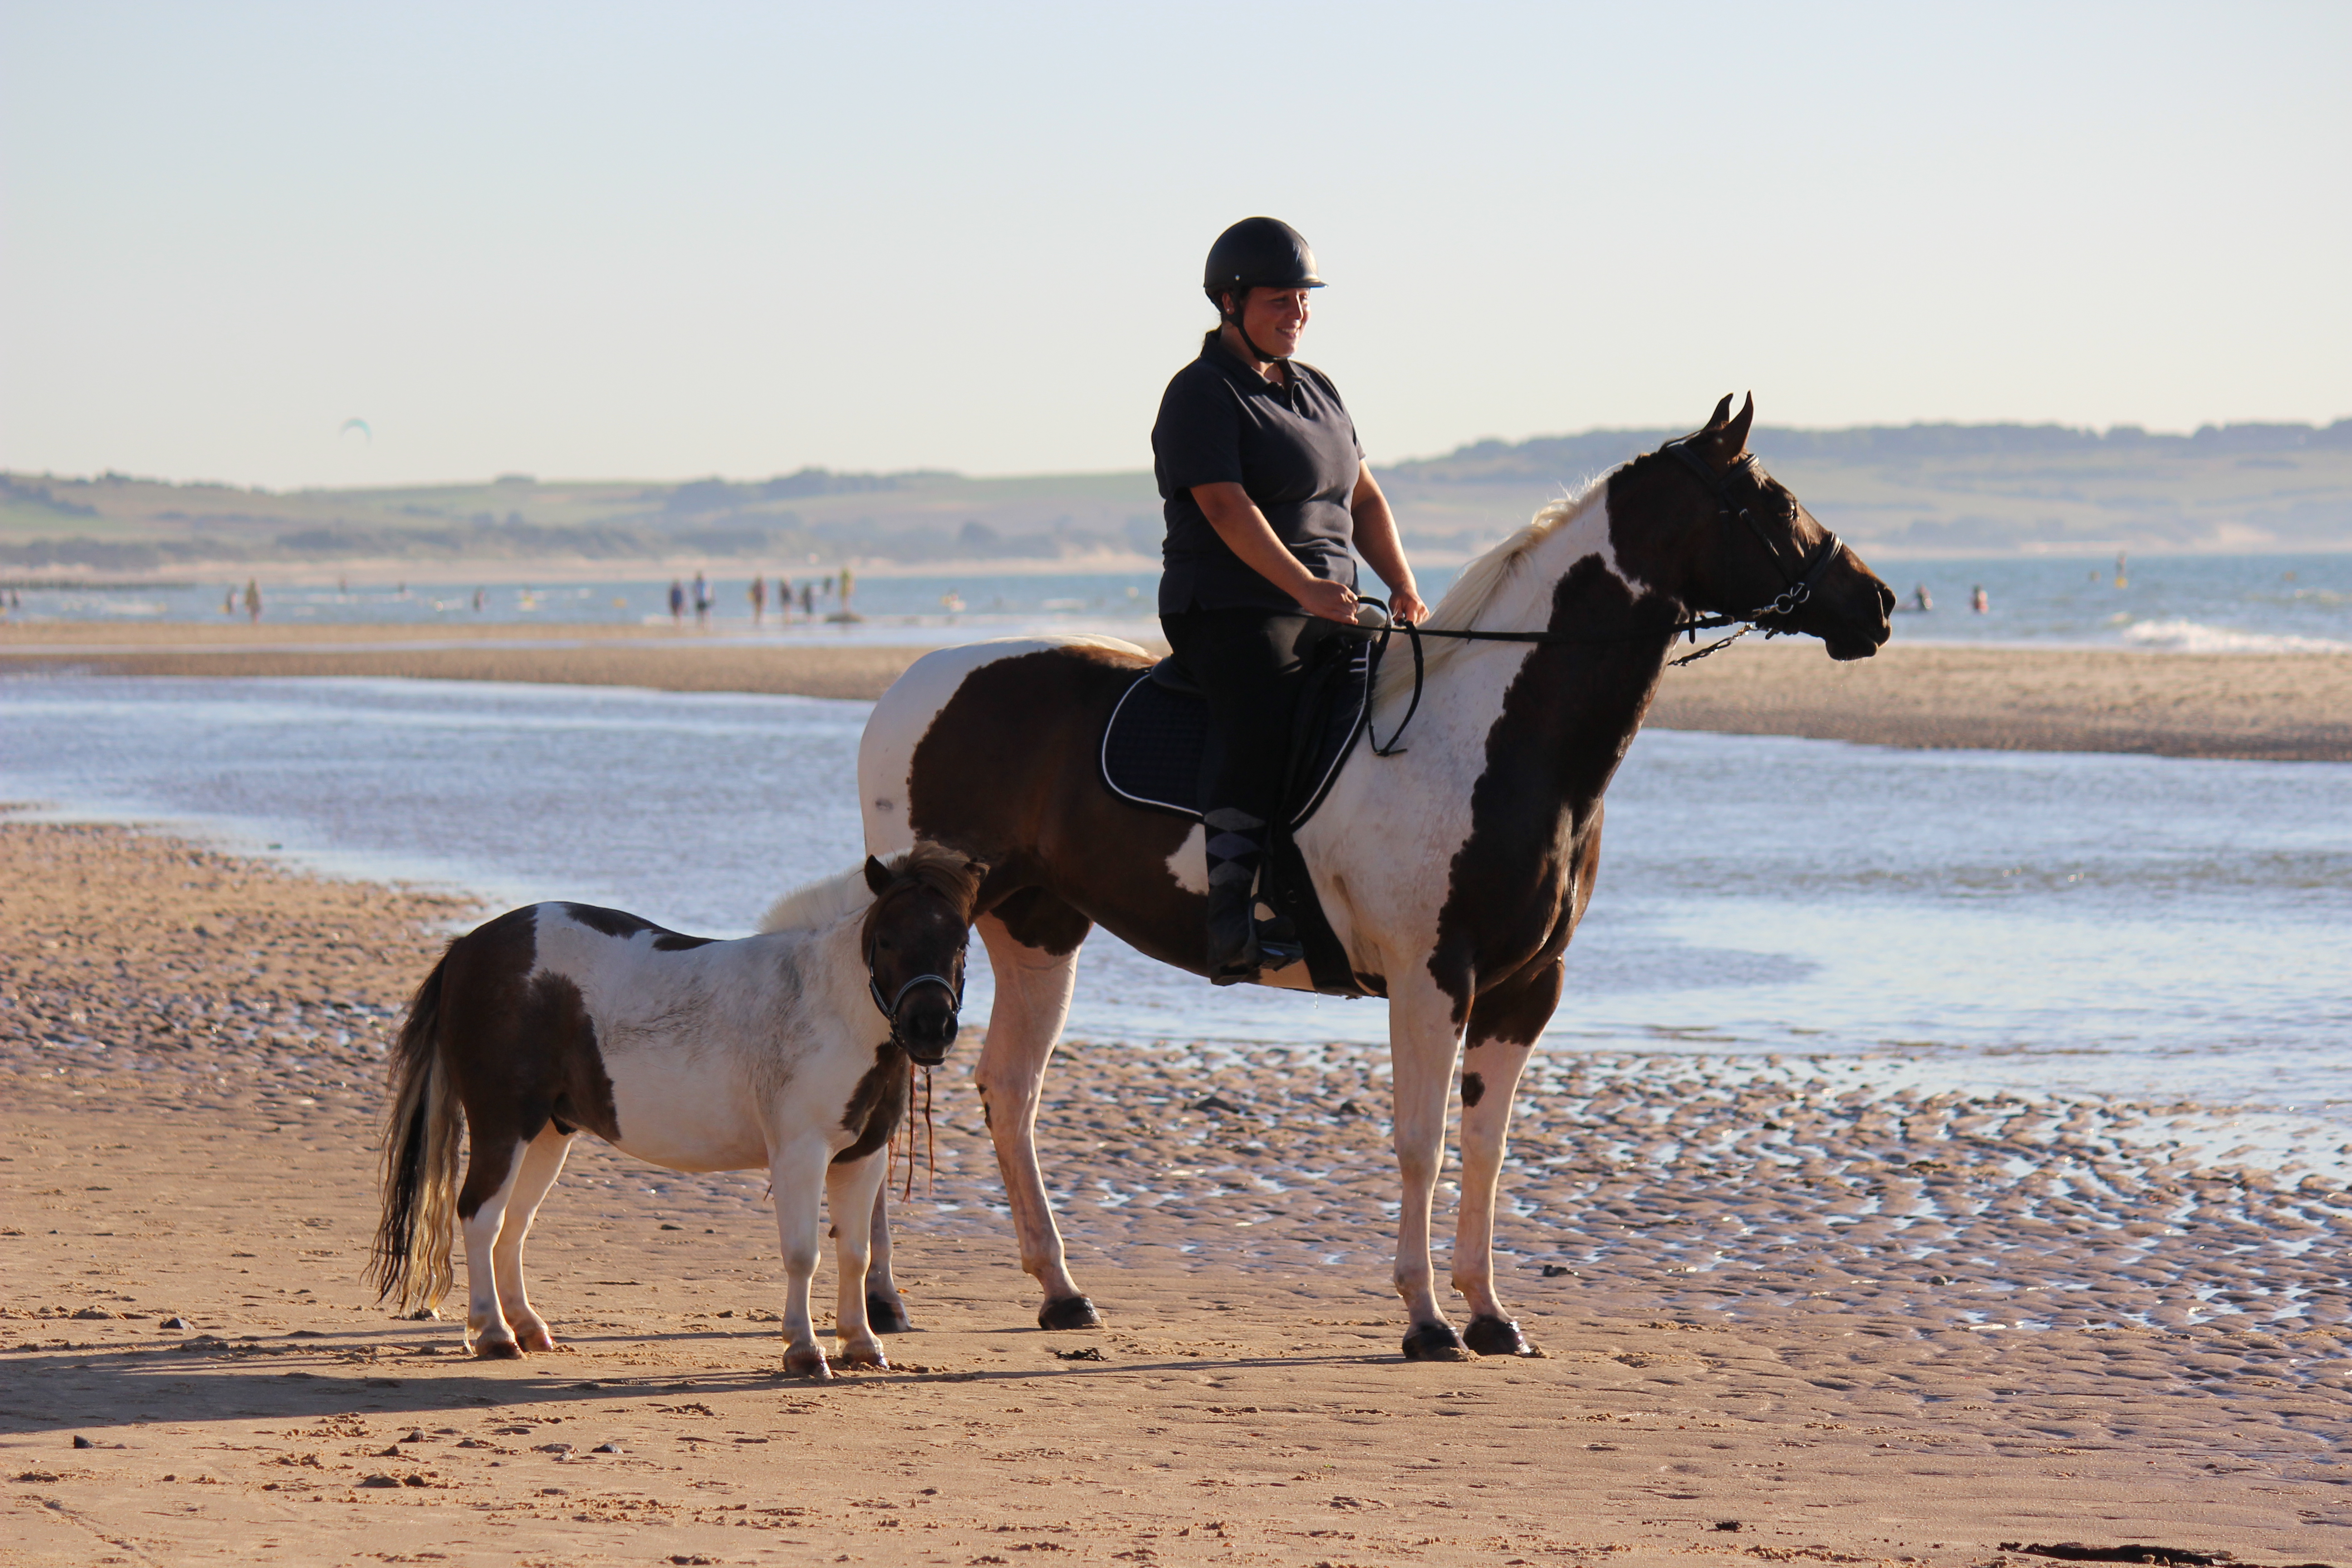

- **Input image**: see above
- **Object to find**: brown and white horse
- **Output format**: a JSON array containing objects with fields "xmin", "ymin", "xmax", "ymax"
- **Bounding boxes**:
[
  {"xmin": 858, "ymin": 395, "xmax": 1893, "ymax": 1360},
  {"xmin": 367, "ymin": 847, "xmax": 983, "ymax": 1377}
]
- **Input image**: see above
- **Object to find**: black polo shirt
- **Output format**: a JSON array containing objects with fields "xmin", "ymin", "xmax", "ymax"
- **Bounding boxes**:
[{"xmin": 1152, "ymin": 331, "xmax": 1364, "ymax": 614}]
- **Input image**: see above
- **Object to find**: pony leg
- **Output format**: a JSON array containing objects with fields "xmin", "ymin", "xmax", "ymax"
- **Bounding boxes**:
[
  {"xmin": 456, "ymin": 1135, "xmax": 527, "ymax": 1358},
  {"xmin": 769, "ymin": 1138, "xmax": 833, "ymax": 1379},
  {"xmin": 1388, "ymin": 978, "xmax": 1471, "ymax": 1362},
  {"xmin": 827, "ymin": 1150, "xmax": 892, "ymax": 1369},
  {"xmin": 1454, "ymin": 1035, "xmax": 1544, "ymax": 1357},
  {"xmin": 490, "ymin": 1127, "xmax": 575, "ymax": 1354},
  {"xmin": 973, "ymin": 911, "xmax": 1097, "ymax": 1329},
  {"xmin": 864, "ymin": 1181, "xmax": 912, "ymax": 1333}
]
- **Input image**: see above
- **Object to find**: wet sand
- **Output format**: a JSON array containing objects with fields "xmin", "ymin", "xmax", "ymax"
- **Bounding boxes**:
[
  {"xmin": 6, "ymin": 819, "xmax": 2352, "ymax": 1565},
  {"xmin": 7, "ymin": 620, "xmax": 2351, "ymax": 759}
]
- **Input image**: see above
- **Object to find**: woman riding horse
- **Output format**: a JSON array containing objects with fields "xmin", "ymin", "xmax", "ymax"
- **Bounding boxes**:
[{"xmin": 1153, "ymin": 216, "xmax": 1429, "ymax": 984}]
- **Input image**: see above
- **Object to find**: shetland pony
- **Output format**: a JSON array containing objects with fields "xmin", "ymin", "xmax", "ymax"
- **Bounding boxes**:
[{"xmin": 367, "ymin": 847, "xmax": 984, "ymax": 1378}]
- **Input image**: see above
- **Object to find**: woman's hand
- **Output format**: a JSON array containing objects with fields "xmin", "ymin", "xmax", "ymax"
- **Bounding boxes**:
[
  {"xmin": 1387, "ymin": 584, "xmax": 1429, "ymax": 625},
  {"xmin": 1295, "ymin": 578, "xmax": 1360, "ymax": 623}
]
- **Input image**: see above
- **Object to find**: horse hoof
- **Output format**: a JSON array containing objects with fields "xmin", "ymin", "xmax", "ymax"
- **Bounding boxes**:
[
  {"xmin": 473, "ymin": 1338, "xmax": 524, "ymax": 1361},
  {"xmin": 515, "ymin": 1327, "xmax": 558, "ymax": 1354},
  {"xmin": 1462, "ymin": 1315, "xmax": 1547, "ymax": 1358},
  {"xmin": 838, "ymin": 1344, "xmax": 889, "ymax": 1371},
  {"xmin": 1401, "ymin": 1322, "xmax": 1472, "ymax": 1362},
  {"xmin": 782, "ymin": 1348, "xmax": 833, "ymax": 1380},
  {"xmin": 1038, "ymin": 1295, "xmax": 1102, "ymax": 1331},
  {"xmin": 866, "ymin": 1293, "xmax": 914, "ymax": 1335}
]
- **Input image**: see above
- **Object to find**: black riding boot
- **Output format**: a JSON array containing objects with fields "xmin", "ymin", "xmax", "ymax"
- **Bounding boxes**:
[{"xmin": 1202, "ymin": 805, "xmax": 1264, "ymax": 985}]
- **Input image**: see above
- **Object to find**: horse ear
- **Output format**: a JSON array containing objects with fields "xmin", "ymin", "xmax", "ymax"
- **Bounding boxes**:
[
  {"xmin": 1723, "ymin": 391, "xmax": 1755, "ymax": 455},
  {"xmin": 863, "ymin": 855, "xmax": 893, "ymax": 897},
  {"xmin": 1703, "ymin": 393, "xmax": 1734, "ymax": 431},
  {"xmin": 1695, "ymin": 392, "xmax": 1756, "ymax": 470}
]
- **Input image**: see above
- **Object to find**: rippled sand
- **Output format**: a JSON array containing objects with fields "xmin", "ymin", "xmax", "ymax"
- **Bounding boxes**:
[{"xmin": 5, "ymin": 820, "xmax": 2351, "ymax": 1565}]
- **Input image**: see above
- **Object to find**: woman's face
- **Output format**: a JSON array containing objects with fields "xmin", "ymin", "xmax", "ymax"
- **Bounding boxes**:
[{"xmin": 1233, "ymin": 286, "xmax": 1311, "ymax": 358}]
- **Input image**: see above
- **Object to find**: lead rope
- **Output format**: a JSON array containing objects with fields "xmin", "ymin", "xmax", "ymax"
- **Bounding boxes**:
[{"xmin": 893, "ymin": 1063, "xmax": 937, "ymax": 1203}]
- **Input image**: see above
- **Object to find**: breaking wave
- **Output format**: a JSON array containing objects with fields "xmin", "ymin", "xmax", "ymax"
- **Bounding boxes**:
[{"xmin": 2118, "ymin": 618, "xmax": 2352, "ymax": 654}]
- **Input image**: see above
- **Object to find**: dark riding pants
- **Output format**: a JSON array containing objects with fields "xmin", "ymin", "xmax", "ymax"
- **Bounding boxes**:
[{"xmin": 1161, "ymin": 607, "xmax": 1324, "ymax": 897}]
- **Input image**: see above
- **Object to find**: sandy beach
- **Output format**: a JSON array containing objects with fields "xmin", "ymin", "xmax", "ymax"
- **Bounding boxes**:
[
  {"xmin": 7, "ymin": 620, "xmax": 2351, "ymax": 760},
  {"xmin": 6, "ymin": 819, "xmax": 2352, "ymax": 1566}
]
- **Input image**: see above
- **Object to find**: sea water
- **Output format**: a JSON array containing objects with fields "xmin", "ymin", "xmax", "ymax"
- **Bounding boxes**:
[
  {"xmin": 5, "ymin": 672, "xmax": 2346, "ymax": 1125},
  {"xmin": 10, "ymin": 551, "xmax": 2351, "ymax": 654}
]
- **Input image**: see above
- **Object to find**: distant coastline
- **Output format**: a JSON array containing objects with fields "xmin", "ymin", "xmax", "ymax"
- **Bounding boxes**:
[{"xmin": 6, "ymin": 416, "xmax": 2348, "ymax": 577}]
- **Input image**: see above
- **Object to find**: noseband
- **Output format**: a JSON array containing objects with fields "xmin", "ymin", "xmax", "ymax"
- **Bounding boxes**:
[
  {"xmin": 1656, "ymin": 438, "xmax": 1845, "ymax": 628},
  {"xmin": 865, "ymin": 949, "xmax": 963, "ymax": 1045}
]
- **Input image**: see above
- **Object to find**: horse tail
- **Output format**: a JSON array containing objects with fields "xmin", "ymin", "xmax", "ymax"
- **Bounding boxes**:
[{"xmin": 366, "ymin": 949, "xmax": 464, "ymax": 1314}]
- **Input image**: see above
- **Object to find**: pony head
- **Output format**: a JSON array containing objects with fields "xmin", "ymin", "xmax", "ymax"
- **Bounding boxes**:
[{"xmin": 860, "ymin": 845, "xmax": 987, "ymax": 1065}]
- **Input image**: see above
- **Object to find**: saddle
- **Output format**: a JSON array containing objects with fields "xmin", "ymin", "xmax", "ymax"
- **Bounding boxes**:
[{"xmin": 1098, "ymin": 632, "xmax": 1376, "ymax": 998}]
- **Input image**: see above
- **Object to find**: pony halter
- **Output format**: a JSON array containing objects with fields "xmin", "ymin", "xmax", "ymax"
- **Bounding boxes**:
[
  {"xmin": 867, "ymin": 966, "xmax": 963, "ymax": 1036},
  {"xmin": 1655, "ymin": 439, "xmax": 1846, "ymax": 627}
]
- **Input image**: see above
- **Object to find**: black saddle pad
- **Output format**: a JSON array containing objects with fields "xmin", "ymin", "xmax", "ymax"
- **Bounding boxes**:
[{"xmin": 1099, "ymin": 636, "xmax": 1372, "ymax": 829}]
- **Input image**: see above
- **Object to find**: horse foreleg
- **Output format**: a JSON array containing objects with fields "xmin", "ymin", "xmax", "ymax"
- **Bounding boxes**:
[
  {"xmin": 1455, "ymin": 1034, "xmax": 1544, "ymax": 1357},
  {"xmin": 827, "ymin": 1150, "xmax": 892, "ymax": 1369},
  {"xmin": 456, "ymin": 1133, "xmax": 526, "ymax": 1358},
  {"xmin": 769, "ymin": 1138, "xmax": 833, "ymax": 1379},
  {"xmin": 863, "ymin": 1181, "xmax": 912, "ymax": 1333},
  {"xmin": 1388, "ymin": 980, "xmax": 1470, "ymax": 1361},
  {"xmin": 974, "ymin": 911, "xmax": 1098, "ymax": 1330},
  {"xmin": 490, "ymin": 1127, "xmax": 575, "ymax": 1354}
]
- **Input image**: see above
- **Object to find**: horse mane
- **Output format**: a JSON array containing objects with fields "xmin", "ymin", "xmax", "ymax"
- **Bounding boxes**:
[
  {"xmin": 757, "ymin": 864, "xmax": 875, "ymax": 935},
  {"xmin": 756, "ymin": 844, "xmax": 988, "ymax": 937},
  {"xmin": 1372, "ymin": 472, "xmax": 1612, "ymax": 710}
]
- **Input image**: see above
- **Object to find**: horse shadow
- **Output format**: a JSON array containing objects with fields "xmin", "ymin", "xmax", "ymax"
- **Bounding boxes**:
[{"xmin": 2, "ymin": 1327, "xmax": 1387, "ymax": 1434}]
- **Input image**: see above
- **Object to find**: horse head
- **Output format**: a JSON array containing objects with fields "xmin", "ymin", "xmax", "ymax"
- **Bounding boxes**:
[
  {"xmin": 1622, "ymin": 393, "xmax": 1893, "ymax": 662},
  {"xmin": 860, "ymin": 845, "xmax": 987, "ymax": 1066}
]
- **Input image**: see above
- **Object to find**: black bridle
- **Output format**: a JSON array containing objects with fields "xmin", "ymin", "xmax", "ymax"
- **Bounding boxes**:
[
  {"xmin": 1367, "ymin": 441, "xmax": 1847, "ymax": 755},
  {"xmin": 867, "ymin": 959, "xmax": 964, "ymax": 1044}
]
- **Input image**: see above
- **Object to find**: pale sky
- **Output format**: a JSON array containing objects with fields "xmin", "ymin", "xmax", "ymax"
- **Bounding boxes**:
[{"xmin": 3, "ymin": 1, "xmax": 2346, "ymax": 490}]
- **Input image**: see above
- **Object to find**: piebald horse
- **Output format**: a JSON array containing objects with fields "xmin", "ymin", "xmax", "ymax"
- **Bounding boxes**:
[
  {"xmin": 368, "ymin": 847, "xmax": 984, "ymax": 1377},
  {"xmin": 858, "ymin": 396, "xmax": 1892, "ymax": 1359}
]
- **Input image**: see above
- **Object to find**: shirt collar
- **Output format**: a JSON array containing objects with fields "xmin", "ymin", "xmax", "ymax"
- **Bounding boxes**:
[{"xmin": 1200, "ymin": 329, "xmax": 1294, "ymax": 396}]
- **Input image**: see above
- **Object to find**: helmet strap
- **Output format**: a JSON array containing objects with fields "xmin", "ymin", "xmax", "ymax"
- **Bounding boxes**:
[{"xmin": 1219, "ymin": 289, "xmax": 1288, "ymax": 372}]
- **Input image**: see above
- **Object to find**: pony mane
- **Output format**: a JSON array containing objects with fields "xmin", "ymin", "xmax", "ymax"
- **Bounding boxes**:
[
  {"xmin": 757, "ymin": 864, "xmax": 875, "ymax": 934},
  {"xmin": 896, "ymin": 843, "xmax": 987, "ymax": 917},
  {"xmin": 756, "ymin": 845, "xmax": 988, "ymax": 937},
  {"xmin": 1374, "ymin": 472, "xmax": 1613, "ymax": 709}
]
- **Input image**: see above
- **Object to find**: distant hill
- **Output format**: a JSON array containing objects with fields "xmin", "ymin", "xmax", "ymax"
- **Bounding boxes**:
[{"xmin": 6, "ymin": 419, "xmax": 2349, "ymax": 576}]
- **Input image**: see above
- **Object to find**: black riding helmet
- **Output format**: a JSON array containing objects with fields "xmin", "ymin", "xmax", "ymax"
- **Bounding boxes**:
[{"xmin": 1204, "ymin": 216, "xmax": 1323, "ymax": 364}]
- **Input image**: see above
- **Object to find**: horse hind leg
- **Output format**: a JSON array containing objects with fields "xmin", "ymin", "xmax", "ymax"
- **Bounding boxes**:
[
  {"xmin": 456, "ymin": 1132, "xmax": 528, "ymax": 1358},
  {"xmin": 973, "ymin": 906, "xmax": 1098, "ymax": 1330},
  {"xmin": 490, "ymin": 1126, "xmax": 576, "ymax": 1354}
]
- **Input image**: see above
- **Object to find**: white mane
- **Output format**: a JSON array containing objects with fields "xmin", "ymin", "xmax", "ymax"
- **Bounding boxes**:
[
  {"xmin": 757, "ymin": 863, "xmax": 874, "ymax": 934},
  {"xmin": 1373, "ymin": 472, "xmax": 1615, "ymax": 710}
]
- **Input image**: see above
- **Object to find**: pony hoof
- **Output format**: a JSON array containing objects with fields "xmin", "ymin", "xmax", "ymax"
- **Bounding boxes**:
[
  {"xmin": 473, "ymin": 1338, "xmax": 524, "ymax": 1361},
  {"xmin": 866, "ymin": 1293, "xmax": 914, "ymax": 1335},
  {"xmin": 1401, "ymin": 1322, "xmax": 1472, "ymax": 1362},
  {"xmin": 515, "ymin": 1327, "xmax": 558, "ymax": 1354},
  {"xmin": 1463, "ymin": 1315, "xmax": 1547, "ymax": 1358},
  {"xmin": 782, "ymin": 1348, "xmax": 833, "ymax": 1380},
  {"xmin": 1038, "ymin": 1295, "xmax": 1102, "ymax": 1331},
  {"xmin": 838, "ymin": 1344, "xmax": 889, "ymax": 1371}
]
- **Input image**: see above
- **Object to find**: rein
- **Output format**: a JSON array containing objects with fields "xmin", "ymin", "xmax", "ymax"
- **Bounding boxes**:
[{"xmin": 1366, "ymin": 440, "xmax": 1845, "ymax": 756}]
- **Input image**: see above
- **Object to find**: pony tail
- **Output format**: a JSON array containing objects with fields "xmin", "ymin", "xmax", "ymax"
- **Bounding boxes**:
[{"xmin": 366, "ymin": 953, "xmax": 463, "ymax": 1313}]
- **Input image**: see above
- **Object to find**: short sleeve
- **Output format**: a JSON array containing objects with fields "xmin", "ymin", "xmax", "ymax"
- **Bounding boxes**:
[{"xmin": 1152, "ymin": 368, "xmax": 1245, "ymax": 495}]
